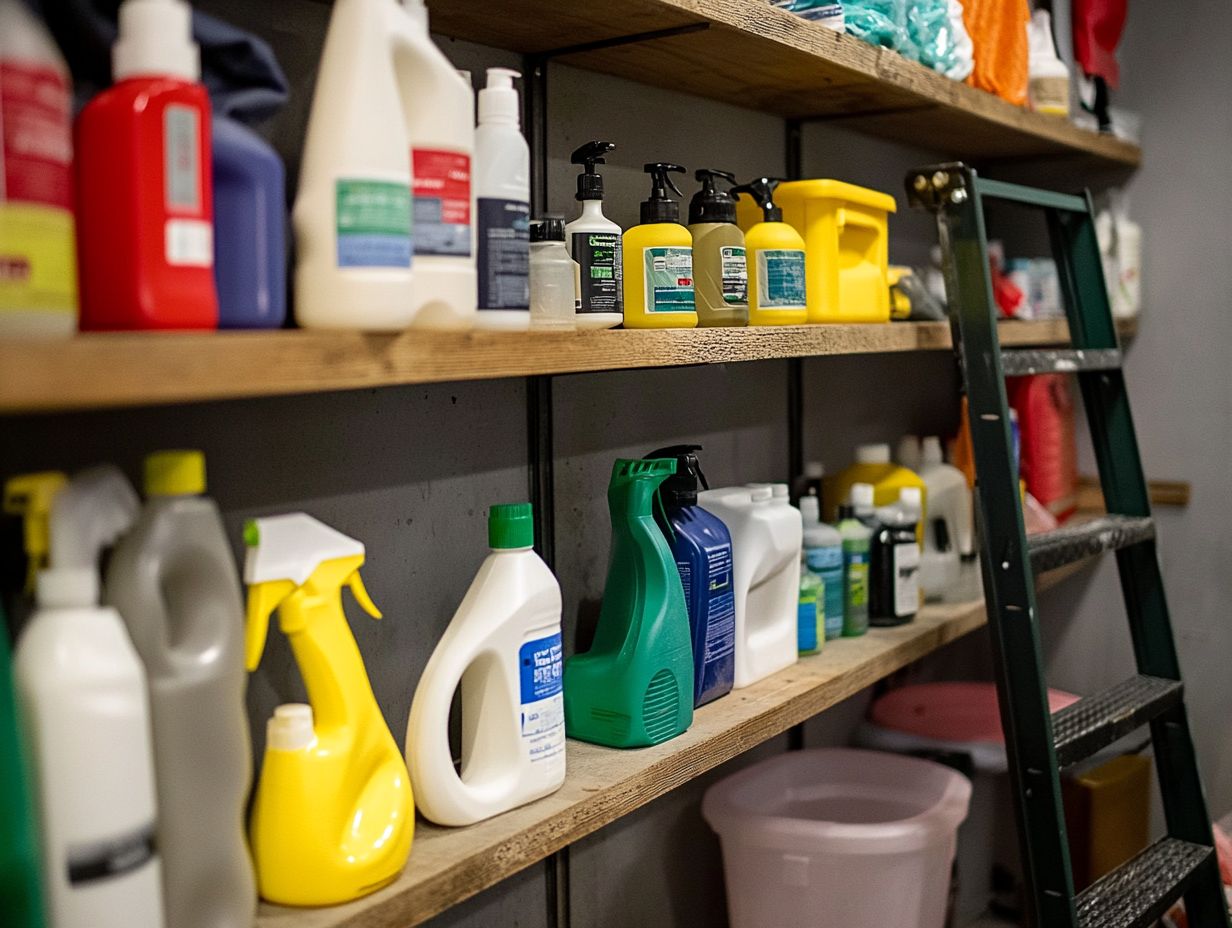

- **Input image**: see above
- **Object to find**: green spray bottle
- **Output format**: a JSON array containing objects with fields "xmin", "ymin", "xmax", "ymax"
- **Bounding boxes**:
[{"xmin": 564, "ymin": 458, "xmax": 694, "ymax": 748}]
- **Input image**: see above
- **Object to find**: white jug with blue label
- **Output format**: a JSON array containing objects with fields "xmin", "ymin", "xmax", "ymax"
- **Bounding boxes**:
[{"xmin": 405, "ymin": 503, "xmax": 565, "ymax": 826}]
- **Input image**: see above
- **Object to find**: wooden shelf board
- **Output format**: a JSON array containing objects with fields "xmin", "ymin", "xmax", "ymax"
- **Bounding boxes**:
[{"xmin": 430, "ymin": 0, "xmax": 1140, "ymax": 169}]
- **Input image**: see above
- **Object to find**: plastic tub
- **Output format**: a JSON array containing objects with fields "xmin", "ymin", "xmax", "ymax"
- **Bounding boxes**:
[{"xmin": 702, "ymin": 747, "xmax": 971, "ymax": 928}]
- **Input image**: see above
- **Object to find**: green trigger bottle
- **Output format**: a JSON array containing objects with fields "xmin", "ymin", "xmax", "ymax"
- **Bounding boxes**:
[{"xmin": 564, "ymin": 458, "xmax": 694, "ymax": 747}]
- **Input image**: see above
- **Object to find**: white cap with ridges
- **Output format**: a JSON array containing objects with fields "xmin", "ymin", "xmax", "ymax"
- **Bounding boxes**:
[
  {"xmin": 855, "ymin": 443, "xmax": 891, "ymax": 465},
  {"xmin": 479, "ymin": 68, "xmax": 521, "ymax": 126},
  {"xmin": 113, "ymin": 0, "xmax": 200, "ymax": 82}
]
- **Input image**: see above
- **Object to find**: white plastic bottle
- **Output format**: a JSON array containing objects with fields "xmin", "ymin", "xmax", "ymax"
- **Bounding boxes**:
[
  {"xmin": 474, "ymin": 67, "xmax": 530, "ymax": 330},
  {"xmin": 917, "ymin": 436, "xmax": 974, "ymax": 600},
  {"xmin": 406, "ymin": 504, "xmax": 565, "ymax": 826},
  {"xmin": 1028, "ymin": 9, "xmax": 1070, "ymax": 117},
  {"xmin": 566, "ymin": 141, "xmax": 622, "ymax": 330},
  {"xmin": 529, "ymin": 217, "xmax": 576, "ymax": 330},
  {"xmin": 13, "ymin": 467, "xmax": 165, "ymax": 928}
]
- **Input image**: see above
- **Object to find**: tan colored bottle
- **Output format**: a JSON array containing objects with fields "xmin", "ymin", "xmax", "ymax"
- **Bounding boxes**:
[{"xmin": 687, "ymin": 169, "xmax": 749, "ymax": 326}]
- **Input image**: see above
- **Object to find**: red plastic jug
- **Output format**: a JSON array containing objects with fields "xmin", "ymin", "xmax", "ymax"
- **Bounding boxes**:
[{"xmin": 1009, "ymin": 374, "xmax": 1078, "ymax": 520}]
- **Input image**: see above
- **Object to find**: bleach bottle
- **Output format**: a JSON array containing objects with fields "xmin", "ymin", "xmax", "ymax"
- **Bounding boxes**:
[
  {"xmin": 565, "ymin": 458, "xmax": 693, "ymax": 748},
  {"xmin": 799, "ymin": 494, "xmax": 844, "ymax": 642},
  {"xmin": 646, "ymin": 445, "xmax": 735, "ymax": 707},
  {"xmin": 917, "ymin": 436, "xmax": 973, "ymax": 600},
  {"xmin": 406, "ymin": 503, "xmax": 565, "ymax": 826}
]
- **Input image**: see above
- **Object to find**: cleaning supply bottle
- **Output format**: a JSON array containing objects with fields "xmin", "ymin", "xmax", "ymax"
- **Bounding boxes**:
[
  {"xmin": 3, "ymin": 470, "xmax": 66, "ymax": 595},
  {"xmin": 406, "ymin": 503, "xmax": 564, "ymax": 826},
  {"xmin": 837, "ymin": 484, "xmax": 873, "ymax": 637},
  {"xmin": 732, "ymin": 177, "xmax": 807, "ymax": 326},
  {"xmin": 869, "ymin": 487, "xmax": 921, "ymax": 627},
  {"xmin": 697, "ymin": 485, "xmax": 801, "ymax": 688},
  {"xmin": 687, "ymin": 169, "xmax": 748, "ymax": 327},
  {"xmin": 244, "ymin": 513, "xmax": 412, "ymax": 905},
  {"xmin": 11, "ymin": 466, "xmax": 165, "ymax": 928},
  {"xmin": 825, "ymin": 442, "xmax": 927, "ymax": 542},
  {"xmin": 622, "ymin": 162, "xmax": 697, "ymax": 329},
  {"xmin": 1028, "ymin": 9, "xmax": 1070, "ymax": 117},
  {"xmin": 529, "ymin": 217, "xmax": 576, "ymax": 329},
  {"xmin": 566, "ymin": 141, "xmax": 622, "ymax": 329},
  {"xmin": 104, "ymin": 451, "xmax": 254, "ymax": 928},
  {"xmin": 1009, "ymin": 374, "xmax": 1078, "ymax": 521},
  {"xmin": 76, "ymin": 0, "xmax": 218, "ymax": 331},
  {"xmin": 799, "ymin": 494, "xmax": 844, "ymax": 642},
  {"xmin": 917, "ymin": 436, "xmax": 974, "ymax": 600},
  {"xmin": 0, "ymin": 605, "xmax": 43, "ymax": 928},
  {"xmin": 797, "ymin": 559, "xmax": 824, "ymax": 656},
  {"xmin": 565, "ymin": 459, "xmax": 693, "ymax": 748},
  {"xmin": 0, "ymin": 0, "xmax": 77, "ymax": 336},
  {"xmin": 475, "ymin": 67, "xmax": 530, "ymax": 329},
  {"xmin": 646, "ymin": 445, "xmax": 736, "ymax": 708}
]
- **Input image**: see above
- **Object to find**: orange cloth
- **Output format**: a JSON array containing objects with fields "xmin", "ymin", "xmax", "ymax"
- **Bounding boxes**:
[{"xmin": 960, "ymin": 0, "xmax": 1030, "ymax": 106}]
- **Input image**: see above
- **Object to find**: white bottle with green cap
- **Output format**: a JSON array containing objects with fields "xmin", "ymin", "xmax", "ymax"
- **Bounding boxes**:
[{"xmin": 405, "ymin": 503, "xmax": 565, "ymax": 826}]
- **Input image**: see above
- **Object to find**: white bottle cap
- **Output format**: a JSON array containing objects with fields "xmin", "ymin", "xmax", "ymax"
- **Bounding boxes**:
[
  {"xmin": 897, "ymin": 435, "xmax": 921, "ymax": 469},
  {"xmin": 402, "ymin": 0, "xmax": 428, "ymax": 29},
  {"xmin": 850, "ymin": 483, "xmax": 875, "ymax": 509},
  {"xmin": 804, "ymin": 461, "xmax": 825, "ymax": 479},
  {"xmin": 899, "ymin": 486, "xmax": 923, "ymax": 510},
  {"xmin": 36, "ymin": 566, "xmax": 99, "ymax": 609},
  {"xmin": 771, "ymin": 483, "xmax": 789, "ymax": 499},
  {"xmin": 921, "ymin": 436, "xmax": 944, "ymax": 467},
  {"xmin": 112, "ymin": 0, "xmax": 200, "ymax": 82},
  {"xmin": 746, "ymin": 482, "xmax": 772, "ymax": 491},
  {"xmin": 750, "ymin": 486, "xmax": 773, "ymax": 503},
  {"xmin": 267, "ymin": 704, "xmax": 315, "ymax": 751},
  {"xmin": 799, "ymin": 495, "xmax": 820, "ymax": 523},
  {"xmin": 855, "ymin": 443, "xmax": 891, "ymax": 465},
  {"xmin": 479, "ymin": 68, "xmax": 522, "ymax": 126}
]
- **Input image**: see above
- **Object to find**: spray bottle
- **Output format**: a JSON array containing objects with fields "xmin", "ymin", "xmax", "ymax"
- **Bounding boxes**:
[
  {"xmin": 688, "ymin": 170, "xmax": 749, "ymax": 327},
  {"xmin": 623, "ymin": 163, "xmax": 697, "ymax": 329},
  {"xmin": 565, "ymin": 459, "xmax": 694, "ymax": 747},
  {"xmin": 566, "ymin": 141, "xmax": 622, "ymax": 329},
  {"xmin": 11, "ymin": 467, "xmax": 165, "ymax": 928},
  {"xmin": 732, "ymin": 177, "xmax": 807, "ymax": 325},
  {"xmin": 244, "ymin": 513, "xmax": 412, "ymax": 905}
]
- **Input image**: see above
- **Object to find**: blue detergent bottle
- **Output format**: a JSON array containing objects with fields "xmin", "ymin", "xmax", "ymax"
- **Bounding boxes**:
[{"xmin": 646, "ymin": 445, "xmax": 736, "ymax": 707}]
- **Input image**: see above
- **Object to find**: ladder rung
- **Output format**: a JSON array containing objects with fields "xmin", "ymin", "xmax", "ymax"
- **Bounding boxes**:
[
  {"xmin": 1053, "ymin": 675, "xmax": 1183, "ymax": 768},
  {"xmin": 1075, "ymin": 837, "xmax": 1213, "ymax": 928},
  {"xmin": 1028, "ymin": 515, "xmax": 1155, "ymax": 573},
  {"xmin": 1001, "ymin": 348, "xmax": 1123, "ymax": 376}
]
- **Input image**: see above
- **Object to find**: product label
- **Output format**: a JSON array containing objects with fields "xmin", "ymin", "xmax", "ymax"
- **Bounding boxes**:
[
  {"xmin": 164, "ymin": 218, "xmax": 213, "ymax": 267},
  {"xmin": 757, "ymin": 249, "xmax": 807, "ymax": 309},
  {"xmin": 412, "ymin": 148, "xmax": 471, "ymax": 256},
  {"xmin": 163, "ymin": 104, "xmax": 201, "ymax": 212},
  {"xmin": 572, "ymin": 231, "xmax": 622, "ymax": 314},
  {"xmin": 643, "ymin": 246, "xmax": 695, "ymax": 314},
  {"xmin": 798, "ymin": 588, "xmax": 820, "ymax": 653},
  {"xmin": 335, "ymin": 178, "xmax": 412, "ymax": 269},
  {"xmin": 66, "ymin": 822, "xmax": 157, "ymax": 885},
  {"xmin": 701, "ymin": 541, "xmax": 735, "ymax": 665},
  {"xmin": 519, "ymin": 631, "xmax": 565, "ymax": 768},
  {"xmin": 805, "ymin": 544, "xmax": 845, "ymax": 641},
  {"xmin": 894, "ymin": 542, "xmax": 921, "ymax": 617},
  {"xmin": 720, "ymin": 245, "xmax": 748, "ymax": 304},
  {"xmin": 477, "ymin": 197, "xmax": 529, "ymax": 310},
  {"xmin": 0, "ymin": 63, "xmax": 72, "ymax": 209},
  {"xmin": 843, "ymin": 544, "xmax": 869, "ymax": 635}
]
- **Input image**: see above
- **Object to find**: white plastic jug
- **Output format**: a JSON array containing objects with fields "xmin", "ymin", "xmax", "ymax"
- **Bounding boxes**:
[
  {"xmin": 406, "ymin": 504, "xmax": 565, "ymax": 826},
  {"xmin": 917, "ymin": 437, "xmax": 973, "ymax": 600},
  {"xmin": 697, "ymin": 486, "xmax": 801, "ymax": 688}
]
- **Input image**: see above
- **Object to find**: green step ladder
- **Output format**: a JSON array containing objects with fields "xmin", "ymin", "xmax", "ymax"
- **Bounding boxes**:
[{"xmin": 906, "ymin": 162, "xmax": 1229, "ymax": 928}]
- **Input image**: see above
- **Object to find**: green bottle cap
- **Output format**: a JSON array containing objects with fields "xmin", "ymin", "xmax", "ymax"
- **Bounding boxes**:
[{"xmin": 489, "ymin": 503, "xmax": 534, "ymax": 549}]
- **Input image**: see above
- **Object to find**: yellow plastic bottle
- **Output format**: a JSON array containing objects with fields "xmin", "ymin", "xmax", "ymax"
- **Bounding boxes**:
[
  {"xmin": 622, "ymin": 162, "xmax": 697, "ymax": 329},
  {"xmin": 244, "ymin": 513, "xmax": 413, "ymax": 907},
  {"xmin": 825, "ymin": 443, "xmax": 927, "ymax": 543},
  {"xmin": 732, "ymin": 177, "xmax": 808, "ymax": 326}
]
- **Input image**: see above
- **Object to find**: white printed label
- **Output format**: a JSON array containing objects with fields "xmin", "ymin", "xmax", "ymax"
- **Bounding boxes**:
[
  {"xmin": 894, "ymin": 542, "xmax": 921, "ymax": 617},
  {"xmin": 165, "ymin": 219, "xmax": 213, "ymax": 267},
  {"xmin": 520, "ymin": 631, "xmax": 565, "ymax": 771}
]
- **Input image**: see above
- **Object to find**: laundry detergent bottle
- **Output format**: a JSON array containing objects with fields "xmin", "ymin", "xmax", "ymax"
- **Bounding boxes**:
[
  {"xmin": 565, "ymin": 458, "xmax": 694, "ymax": 748},
  {"xmin": 647, "ymin": 445, "xmax": 736, "ymax": 708},
  {"xmin": 799, "ymin": 494, "xmax": 844, "ymax": 642},
  {"xmin": 406, "ymin": 503, "xmax": 565, "ymax": 826},
  {"xmin": 76, "ymin": 0, "xmax": 218, "ymax": 330},
  {"xmin": 104, "ymin": 451, "xmax": 254, "ymax": 928},
  {"xmin": 622, "ymin": 162, "xmax": 697, "ymax": 329},
  {"xmin": 687, "ymin": 169, "xmax": 748, "ymax": 327},
  {"xmin": 245, "ymin": 514, "xmax": 412, "ymax": 905},
  {"xmin": 732, "ymin": 177, "xmax": 807, "ymax": 325},
  {"xmin": 566, "ymin": 141, "xmax": 622, "ymax": 329}
]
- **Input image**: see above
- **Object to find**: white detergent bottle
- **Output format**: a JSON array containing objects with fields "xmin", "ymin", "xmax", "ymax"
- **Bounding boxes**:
[
  {"xmin": 697, "ymin": 485, "xmax": 801, "ymax": 688},
  {"xmin": 475, "ymin": 67, "xmax": 530, "ymax": 330},
  {"xmin": 406, "ymin": 503, "xmax": 565, "ymax": 826},
  {"xmin": 401, "ymin": 0, "xmax": 476, "ymax": 328},
  {"xmin": 917, "ymin": 436, "xmax": 974, "ymax": 601},
  {"xmin": 566, "ymin": 141, "xmax": 623, "ymax": 329},
  {"xmin": 13, "ymin": 466, "xmax": 165, "ymax": 928}
]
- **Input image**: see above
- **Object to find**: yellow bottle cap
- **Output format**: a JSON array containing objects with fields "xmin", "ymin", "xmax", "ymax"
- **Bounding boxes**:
[{"xmin": 145, "ymin": 450, "xmax": 206, "ymax": 497}]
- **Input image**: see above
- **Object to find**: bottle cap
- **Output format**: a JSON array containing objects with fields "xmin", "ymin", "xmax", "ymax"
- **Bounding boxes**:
[
  {"xmin": 689, "ymin": 169, "xmax": 739, "ymax": 225},
  {"xmin": 897, "ymin": 435, "xmax": 921, "ymax": 470},
  {"xmin": 36, "ymin": 566, "xmax": 99, "ymax": 609},
  {"xmin": 530, "ymin": 216, "xmax": 566, "ymax": 243},
  {"xmin": 572, "ymin": 141, "xmax": 615, "ymax": 201},
  {"xmin": 641, "ymin": 162, "xmax": 686, "ymax": 224},
  {"xmin": 750, "ymin": 486, "xmax": 773, "ymax": 502},
  {"xmin": 144, "ymin": 450, "xmax": 206, "ymax": 497},
  {"xmin": 479, "ymin": 67, "xmax": 521, "ymax": 126},
  {"xmin": 855, "ymin": 443, "xmax": 891, "ymax": 465},
  {"xmin": 489, "ymin": 502, "xmax": 534, "ymax": 549},
  {"xmin": 921, "ymin": 436, "xmax": 944, "ymax": 466},
  {"xmin": 804, "ymin": 461, "xmax": 825, "ymax": 479},
  {"xmin": 771, "ymin": 483, "xmax": 789, "ymax": 499},
  {"xmin": 799, "ymin": 495, "xmax": 820, "ymax": 523},
  {"xmin": 850, "ymin": 482, "xmax": 875, "ymax": 509},
  {"xmin": 267, "ymin": 704, "xmax": 315, "ymax": 752},
  {"xmin": 732, "ymin": 177, "xmax": 785, "ymax": 223},
  {"xmin": 113, "ymin": 0, "xmax": 200, "ymax": 82},
  {"xmin": 899, "ymin": 486, "xmax": 923, "ymax": 510},
  {"xmin": 646, "ymin": 445, "xmax": 709, "ymax": 507}
]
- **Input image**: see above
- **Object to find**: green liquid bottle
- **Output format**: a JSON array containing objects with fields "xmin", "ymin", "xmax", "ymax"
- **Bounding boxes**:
[{"xmin": 837, "ymin": 494, "xmax": 872, "ymax": 638}]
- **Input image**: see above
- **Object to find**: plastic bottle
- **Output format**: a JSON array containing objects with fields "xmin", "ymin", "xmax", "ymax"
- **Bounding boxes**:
[
  {"xmin": 793, "ymin": 461, "xmax": 825, "ymax": 508},
  {"xmin": 697, "ymin": 485, "xmax": 802, "ymax": 688},
  {"xmin": 566, "ymin": 141, "xmax": 622, "ymax": 330},
  {"xmin": 897, "ymin": 434, "xmax": 922, "ymax": 473},
  {"xmin": 104, "ymin": 451, "xmax": 254, "ymax": 928},
  {"xmin": 1009, "ymin": 374, "xmax": 1077, "ymax": 521},
  {"xmin": 917, "ymin": 436, "xmax": 974, "ymax": 601},
  {"xmin": 687, "ymin": 169, "xmax": 748, "ymax": 327},
  {"xmin": 11, "ymin": 466, "xmax": 165, "ymax": 928},
  {"xmin": 825, "ymin": 442, "xmax": 927, "ymax": 542},
  {"xmin": 75, "ymin": 0, "xmax": 217, "ymax": 331},
  {"xmin": 622, "ymin": 162, "xmax": 697, "ymax": 329},
  {"xmin": 0, "ymin": 0, "xmax": 77, "ymax": 336},
  {"xmin": 647, "ymin": 445, "xmax": 736, "ymax": 708},
  {"xmin": 870, "ymin": 487, "xmax": 921, "ymax": 627},
  {"xmin": 732, "ymin": 177, "xmax": 807, "ymax": 326},
  {"xmin": 799, "ymin": 495, "xmax": 844, "ymax": 642},
  {"xmin": 565, "ymin": 458, "xmax": 694, "ymax": 748},
  {"xmin": 529, "ymin": 217, "xmax": 576, "ymax": 330},
  {"xmin": 797, "ymin": 559, "xmax": 824, "ymax": 656},
  {"xmin": 474, "ymin": 67, "xmax": 530, "ymax": 329},
  {"xmin": 244, "ymin": 513, "xmax": 413, "ymax": 905},
  {"xmin": 1028, "ymin": 9, "xmax": 1070, "ymax": 117},
  {"xmin": 406, "ymin": 504, "xmax": 564, "ymax": 826},
  {"xmin": 837, "ymin": 484, "xmax": 873, "ymax": 637}
]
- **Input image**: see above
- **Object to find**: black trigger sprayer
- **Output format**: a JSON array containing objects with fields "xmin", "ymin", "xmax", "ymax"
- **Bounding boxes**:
[
  {"xmin": 571, "ymin": 141, "xmax": 615, "ymax": 201},
  {"xmin": 689, "ymin": 169, "xmax": 739, "ymax": 225},
  {"xmin": 732, "ymin": 176, "xmax": 785, "ymax": 223},
  {"xmin": 641, "ymin": 162, "xmax": 687, "ymax": 224}
]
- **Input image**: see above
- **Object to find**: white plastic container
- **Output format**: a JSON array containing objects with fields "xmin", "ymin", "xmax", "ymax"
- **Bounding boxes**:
[
  {"xmin": 916, "ymin": 436, "xmax": 973, "ymax": 601},
  {"xmin": 566, "ymin": 142, "xmax": 622, "ymax": 330},
  {"xmin": 406, "ymin": 504, "xmax": 565, "ymax": 826},
  {"xmin": 529, "ymin": 217, "xmax": 576, "ymax": 330},
  {"xmin": 1028, "ymin": 9, "xmax": 1070, "ymax": 117},
  {"xmin": 697, "ymin": 485, "xmax": 801, "ymax": 688},
  {"xmin": 703, "ymin": 748, "xmax": 971, "ymax": 928}
]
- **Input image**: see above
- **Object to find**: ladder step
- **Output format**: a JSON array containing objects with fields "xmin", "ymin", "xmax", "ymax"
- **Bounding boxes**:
[
  {"xmin": 1053, "ymin": 675, "xmax": 1183, "ymax": 768},
  {"xmin": 1001, "ymin": 347, "xmax": 1122, "ymax": 376},
  {"xmin": 1075, "ymin": 837, "xmax": 1213, "ymax": 928},
  {"xmin": 1028, "ymin": 515, "xmax": 1155, "ymax": 573}
]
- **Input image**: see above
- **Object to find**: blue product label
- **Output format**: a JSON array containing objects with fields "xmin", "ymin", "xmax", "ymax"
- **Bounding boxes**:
[
  {"xmin": 478, "ymin": 197, "xmax": 529, "ymax": 310},
  {"xmin": 806, "ymin": 544, "xmax": 845, "ymax": 640},
  {"xmin": 702, "ymin": 541, "xmax": 735, "ymax": 665},
  {"xmin": 519, "ymin": 632, "xmax": 564, "ymax": 767},
  {"xmin": 797, "ymin": 598, "xmax": 819, "ymax": 652},
  {"xmin": 757, "ymin": 248, "xmax": 807, "ymax": 309}
]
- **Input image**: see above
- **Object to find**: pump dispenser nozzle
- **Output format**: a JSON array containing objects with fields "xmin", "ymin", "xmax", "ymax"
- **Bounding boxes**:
[
  {"xmin": 479, "ymin": 67, "xmax": 521, "ymax": 125},
  {"xmin": 641, "ymin": 162, "xmax": 686, "ymax": 224},
  {"xmin": 689, "ymin": 169, "xmax": 739, "ymax": 225},
  {"xmin": 733, "ymin": 177, "xmax": 786, "ymax": 223},
  {"xmin": 572, "ymin": 141, "xmax": 616, "ymax": 201}
]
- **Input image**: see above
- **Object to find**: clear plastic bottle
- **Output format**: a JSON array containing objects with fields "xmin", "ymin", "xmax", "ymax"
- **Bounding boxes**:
[{"xmin": 529, "ymin": 218, "xmax": 576, "ymax": 330}]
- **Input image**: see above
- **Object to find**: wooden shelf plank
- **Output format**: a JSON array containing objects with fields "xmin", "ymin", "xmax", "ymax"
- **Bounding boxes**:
[{"xmin": 429, "ymin": 0, "xmax": 1140, "ymax": 170}]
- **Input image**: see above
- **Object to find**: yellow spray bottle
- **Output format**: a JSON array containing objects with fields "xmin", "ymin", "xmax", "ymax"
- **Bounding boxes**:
[
  {"xmin": 622, "ymin": 162, "xmax": 698, "ymax": 329},
  {"xmin": 732, "ymin": 178, "xmax": 808, "ymax": 326},
  {"xmin": 244, "ymin": 513, "xmax": 413, "ymax": 906},
  {"xmin": 2, "ymin": 471, "xmax": 67, "ymax": 593}
]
